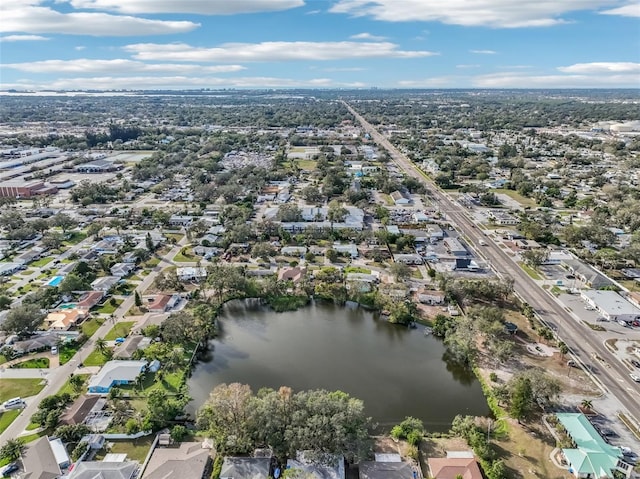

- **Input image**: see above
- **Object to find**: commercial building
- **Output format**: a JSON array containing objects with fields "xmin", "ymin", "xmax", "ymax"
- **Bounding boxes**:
[
  {"xmin": 581, "ymin": 290, "xmax": 640, "ymax": 322},
  {"xmin": 0, "ymin": 180, "xmax": 57, "ymax": 198}
]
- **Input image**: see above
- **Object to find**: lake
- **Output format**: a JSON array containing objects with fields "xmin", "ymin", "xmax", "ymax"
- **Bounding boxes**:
[{"xmin": 188, "ymin": 299, "xmax": 488, "ymax": 431}]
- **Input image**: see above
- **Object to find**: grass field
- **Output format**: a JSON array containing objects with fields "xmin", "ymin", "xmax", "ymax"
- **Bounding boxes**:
[
  {"xmin": 173, "ymin": 247, "xmax": 195, "ymax": 262},
  {"xmin": 96, "ymin": 299, "xmax": 123, "ymax": 315},
  {"xmin": 0, "ymin": 410, "xmax": 20, "ymax": 434},
  {"xmin": 63, "ymin": 231, "xmax": 88, "ymax": 246},
  {"xmin": 493, "ymin": 188, "xmax": 537, "ymax": 208},
  {"xmin": 104, "ymin": 321, "xmax": 135, "ymax": 340},
  {"xmin": 81, "ymin": 316, "xmax": 105, "ymax": 337},
  {"xmin": 56, "ymin": 374, "xmax": 90, "ymax": 397},
  {"xmin": 143, "ymin": 257, "xmax": 160, "ymax": 268},
  {"xmin": 30, "ymin": 257, "xmax": 55, "ymax": 268},
  {"xmin": 83, "ymin": 348, "xmax": 113, "ymax": 367},
  {"xmin": 518, "ymin": 262, "xmax": 543, "ymax": 280},
  {"xmin": 0, "ymin": 378, "xmax": 45, "ymax": 403},
  {"xmin": 58, "ymin": 342, "xmax": 82, "ymax": 365},
  {"xmin": 12, "ymin": 357, "xmax": 49, "ymax": 369},
  {"xmin": 295, "ymin": 159, "xmax": 317, "ymax": 170}
]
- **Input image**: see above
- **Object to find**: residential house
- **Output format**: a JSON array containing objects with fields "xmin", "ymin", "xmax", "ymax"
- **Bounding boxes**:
[
  {"xmin": 90, "ymin": 276, "xmax": 120, "ymax": 292},
  {"xmin": 44, "ymin": 309, "xmax": 86, "ymax": 331},
  {"xmin": 76, "ymin": 291, "xmax": 104, "ymax": 311},
  {"xmin": 278, "ymin": 266, "xmax": 306, "ymax": 283},
  {"xmin": 556, "ymin": 413, "xmax": 632, "ymax": 478},
  {"xmin": 147, "ymin": 294, "xmax": 181, "ymax": 313},
  {"xmin": 281, "ymin": 246, "xmax": 307, "ymax": 256},
  {"xmin": 12, "ymin": 332, "xmax": 59, "ymax": 354},
  {"xmin": 390, "ymin": 190, "xmax": 411, "ymax": 205},
  {"xmin": 68, "ymin": 462, "xmax": 137, "ymax": 479},
  {"xmin": 59, "ymin": 395, "xmax": 102, "ymax": 426},
  {"xmin": 169, "ymin": 215, "xmax": 194, "ymax": 227},
  {"xmin": 177, "ymin": 267, "xmax": 208, "ymax": 282},
  {"xmin": 332, "ymin": 243, "xmax": 359, "ymax": 259},
  {"xmin": 110, "ymin": 262, "xmax": 136, "ymax": 278},
  {"xmin": 87, "ymin": 360, "xmax": 147, "ymax": 394},
  {"xmin": 286, "ymin": 452, "xmax": 345, "ymax": 479},
  {"xmin": 0, "ymin": 262, "xmax": 23, "ymax": 276},
  {"xmin": 418, "ymin": 291, "xmax": 446, "ymax": 305},
  {"xmin": 220, "ymin": 457, "xmax": 272, "ymax": 479},
  {"xmin": 92, "ymin": 238, "xmax": 121, "ymax": 255},
  {"xmin": 114, "ymin": 336, "xmax": 152, "ymax": 359},
  {"xmin": 345, "ymin": 273, "xmax": 379, "ymax": 293},
  {"xmin": 359, "ymin": 453, "xmax": 414, "ymax": 479},
  {"xmin": 427, "ymin": 451, "xmax": 483, "ymax": 479},
  {"xmin": 394, "ymin": 254, "xmax": 423, "ymax": 265},
  {"xmin": 19, "ymin": 436, "xmax": 67, "ymax": 479},
  {"xmin": 142, "ymin": 442, "xmax": 210, "ymax": 479}
]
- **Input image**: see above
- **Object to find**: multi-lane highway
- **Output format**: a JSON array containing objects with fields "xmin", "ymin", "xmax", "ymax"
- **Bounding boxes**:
[{"xmin": 343, "ymin": 101, "xmax": 640, "ymax": 424}]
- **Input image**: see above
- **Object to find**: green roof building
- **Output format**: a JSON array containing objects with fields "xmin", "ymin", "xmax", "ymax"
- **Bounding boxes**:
[{"xmin": 556, "ymin": 413, "xmax": 632, "ymax": 479}]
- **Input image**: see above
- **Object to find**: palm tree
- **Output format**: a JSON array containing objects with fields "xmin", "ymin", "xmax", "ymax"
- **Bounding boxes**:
[
  {"xmin": 95, "ymin": 338, "xmax": 107, "ymax": 355},
  {"xmin": 0, "ymin": 438, "xmax": 24, "ymax": 462},
  {"xmin": 580, "ymin": 399, "xmax": 593, "ymax": 411},
  {"xmin": 558, "ymin": 342, "xmax": 569, "ymax": 361}
]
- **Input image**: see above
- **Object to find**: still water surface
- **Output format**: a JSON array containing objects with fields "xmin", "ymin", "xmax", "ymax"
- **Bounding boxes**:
[{"xmin": 189, "ymin": 300, "xmax": 488, "ymax": 430}]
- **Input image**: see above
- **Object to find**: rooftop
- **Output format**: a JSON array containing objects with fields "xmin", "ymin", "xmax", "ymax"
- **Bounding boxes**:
[{"xmin": 142, "ymin": 442, "xmax": 210, "ymax": 479}]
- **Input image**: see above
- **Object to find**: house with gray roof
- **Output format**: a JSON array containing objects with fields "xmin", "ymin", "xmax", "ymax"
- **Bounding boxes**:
[
  {"xmin": 220, "ymin": 457, "xmax": 272, "ymax": 479},
  {"xmin": 142, "ymin": 442, "xmax": 210, "ymax": 479},
  {"xmin": 68, "ymin": 461, "xmax": 137, "ymax": 479},
  {"xmin": 20, "ymin": 436, "xmax": 63, "ymax": 479}
]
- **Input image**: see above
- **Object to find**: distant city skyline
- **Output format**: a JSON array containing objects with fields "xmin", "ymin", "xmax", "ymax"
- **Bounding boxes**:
[{"xmin": 1, "ymin": 0, "xmax": 639, "ymax": 90}]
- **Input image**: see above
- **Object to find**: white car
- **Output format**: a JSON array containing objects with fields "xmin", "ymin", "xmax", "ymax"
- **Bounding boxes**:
[{"xmin": 630, "ymin": 374, "xmax": 640, "ymax": 383}]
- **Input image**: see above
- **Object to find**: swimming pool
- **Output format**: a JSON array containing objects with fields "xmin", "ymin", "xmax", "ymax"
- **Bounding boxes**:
[{"xmin": 47, "ymin": 276, "xmax": 63, "ymax": 287}]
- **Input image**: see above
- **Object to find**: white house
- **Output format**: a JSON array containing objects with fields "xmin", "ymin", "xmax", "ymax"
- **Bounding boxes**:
[
  {"xmin": 176, "ymin": 267, "xmax": 207, "ymax": 282},
  {"xmin": 581, "ymin": 290, "xmax": 640, "ymax": 322}
]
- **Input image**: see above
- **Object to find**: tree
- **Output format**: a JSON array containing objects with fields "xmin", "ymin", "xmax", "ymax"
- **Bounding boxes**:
[
  {"xmin": 69, "ymin": 374, "xmax": 84, "ymax": 393},
  {"xmin": 95, "ymin": 338, "xmax": 108, "ymax": 355},
  {"xmin": 0, "ymin": 295, "xmax": 12, "ymax": 310},
  {"xmin": 325, "ymin": 249, "xmax": 338, "ymax": 263},
  {"xmin": 134, "ymin": 290, "xmax": 142, "ymax": 307},
  {"xmin": 580, "ymin": 399, "xmax": 593, "ymax": 411},
  {"xmin": 51, "ymin": 213, "xmax": 77, "ymax": 233},
  {"xmin": 509, "ymin": 376, "xmax": 533, "ymax": 423},
  {"xmin": 521, "ymin": 249, "xmax": 549, "ymax": 267},
  {"xmin": 0, "ymin": 438, "xmax": 23, "ymax": 462},
  {"xmin": 42, "ymin": 231, "xmax": 65, "ymax": 250},
  {"xmin": 390, "ymin": 262, "xmax": 411, "ymax": 282},
  {"xmin": 276, "ymin": 204, "xmax": 302, "ymax": 222},
  {"xmin": 558, "ymin": 342, "xmax": 569, "ymax": 360},
  {"xmin": 145, "ymin": 232, "xmax": 155, "ymax": 253},
  {"xmin": 87, "ymin": 222, "xmax": 103, "ymax": 239},
  {"xmin": 300, "ymin": 185, "xmax": 323, "ymax": 204},
  {"xmin": 58, "ymin": 272, "xmax": 89, "ymax": 294},
  {"xmin": 171, "ymin": 425, "xmax": 188, "ymax": 442},
  {"xmin": 54, "ymin": 424, "xmax": 90, "ymax": 443},
  {"xmin": 1, "ymin": 304, "xmax": 45, "ymax": 335}
]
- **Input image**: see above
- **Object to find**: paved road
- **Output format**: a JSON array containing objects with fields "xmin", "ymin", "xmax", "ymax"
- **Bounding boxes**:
[
  {"xmin": 344, "ymin": 101, "xmax": 640, "ymax": 425},
  {"xmin": 0, "ymin": 235, "xmax": 188, "ymax": 444}
]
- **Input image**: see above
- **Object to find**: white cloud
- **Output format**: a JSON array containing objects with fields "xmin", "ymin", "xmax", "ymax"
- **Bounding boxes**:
[
  {"xmin": 456, "ymin": 64, "xmax": 480, "ymax": 69},
  {"xmin": 2, "ymin": 59, "xmax": 247, "ymax": 74},
  {"xmin": 330, "ymin": 0, "xmax": 621, "ymax": 27},
  {"xmin": 350, "ymin": 32, "xmax": 387, "ymax": 41},
  {"xmin": 1, "ymin": 1, "xmax": 199, "ymax": 36},
  {"xmin": 1, "ymin": 75, "xmax": 366, "ymax": 91},
  {"xmin": 66, "ymin": 0, "xmax": 304, "ymax": 15},
  {"xmin": 558, "ymin": 62, "xmax": 640, "ymax": 73},
  {"xmin": 470, "ymin": 49, "xmax": 497, "ymax": 54},
  {"xmin": 124, "ymin": 41, "xmax": 436, "ymax": 62},
  {"xmin": 0, "ymin": 34, "xmax": 50, "ymax": 41},
  {"xmin": 600, "ymin": 2, "xmax": 640, "ymax": 16},
  {"xmin": 320, "ymin": 67, "xmax": 367, "ymax": 72},
  {"xmin": 398, "ymin": 76, "xmax": 461, "ymax": 87},
  {"xmin": 75, "ymin": 46, "xmax": 86, "ymax": 51},
  {"xmin": 473, "ymin": 71, "xmax": 640, "ymax": 88}
]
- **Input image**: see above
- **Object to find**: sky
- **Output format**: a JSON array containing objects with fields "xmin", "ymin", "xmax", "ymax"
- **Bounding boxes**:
[{"xmin": 0, "ymin": 0, "xmax": 639, "ymax": 90}]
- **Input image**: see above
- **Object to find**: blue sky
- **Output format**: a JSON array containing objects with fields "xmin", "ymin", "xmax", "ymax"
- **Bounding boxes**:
[{"xmin": 1, "ymin": 0, "xmax": 639, "ymax": 90}]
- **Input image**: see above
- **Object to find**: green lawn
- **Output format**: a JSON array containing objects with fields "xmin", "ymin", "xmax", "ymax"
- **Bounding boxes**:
[
  {"xmin": 0, "ymin": 378, "xmax": 46, "ymax": 402},
  {"xmin": 96, "ymin": 299, "xmax": 123, "ymax": 315},
  {"xmin": 344, "ymin": 266, "xmax": 372, "ymax": 274},
  {"xmin": 81, "ymin": 316, "xmax": 105, "ymax": 337},
  {"xmin": 12, "ymin": 357, "xmax": 50, "ymax": 369},
  {"xmin": 104, "ymin": 321, "xmax": 135, "ymax": 340},
  {"xmin": 56, "ymin": 374, "xmax": 90, "ymax": 397},
  {"xmin": 493, "ymin": 188, "xmax": 537, "ymax": 208},
  {"xmin": 83, "ymin": 348, "xmax": 113, "ymax": 367},
  {"xmin": 58, "ymin": 342, "xmax": 83, "ymax": 365},
  {"xmin": 129, "ymin": 275, "xmax": 143, "ymax": 281},
  {"xmin": 173, "ymin": 248, "xmax": 194, "ymax": 262},
  {"xmin": 94, "ymin": 437, "xmax": 154, "ymax": 462},
  {"xmin": 295, "ymin": 159, "xmax": 317, "ymax": 170},
  {"xmin": 31, "ymin": 257, "xmax": 55, "ymax": 268},
  {"xmin": 143, "ymin": 257, "xmax": 160, "ymax": 268},
  {"xmin": 120, "ymin": 370, "xmax": 184, "ymax": 395},
  {"xmin": 165, "ymin": 233, "xmax": 184, "ymax": 243},
  {"xmin": 63, "ymin": 231, "xmax": 88, "ymax": 246},
  {"xmin": 0, "ymin": 410, "xmax": 20, "ymax": 434},
  {"xmin": 518, "ymin": 262, "xmax": 543, "ymax": 280},
  {"xmin": 0, "ymin": 355, "xmax": 6, "ymax": 365}
]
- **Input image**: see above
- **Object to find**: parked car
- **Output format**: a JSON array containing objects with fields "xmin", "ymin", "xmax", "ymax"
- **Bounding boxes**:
[
  {"xmin": 51, "ymin": 346, "xmax": 58, "ymax": 355},
  {"xmin": 630, "ymin": 374, "xmax": 640, "ymax": 383},
  {"xmin": 631, "ymin": 359, "xmax": 640, "ymax": 368},
  {"xmin": 0, "ymin": 463, "xmax": 18, "ymax": 476}
]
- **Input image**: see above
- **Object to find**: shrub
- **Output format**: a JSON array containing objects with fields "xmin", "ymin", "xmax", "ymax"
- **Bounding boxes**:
[{"xmin": 489, "ymin": 372, "xmax": 498, "ymax": 382}]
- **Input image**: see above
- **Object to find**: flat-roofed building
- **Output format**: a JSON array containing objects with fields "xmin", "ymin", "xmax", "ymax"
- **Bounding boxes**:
[{"xmin": 581, "ymin": 290, "xmax": 640, "ymax": 322}]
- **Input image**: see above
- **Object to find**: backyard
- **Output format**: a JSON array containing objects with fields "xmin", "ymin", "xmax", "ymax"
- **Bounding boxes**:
[
  {"xmin": 94, "ymin": 437, "xmax": 155, "ymax": 463},
  {"xmin": 83, "ymin": 347, "xmax": 113, "ymax": 367},
  {"xmin": 96, "ymin": 299, "xmax": 123, "ymax": 315}
]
